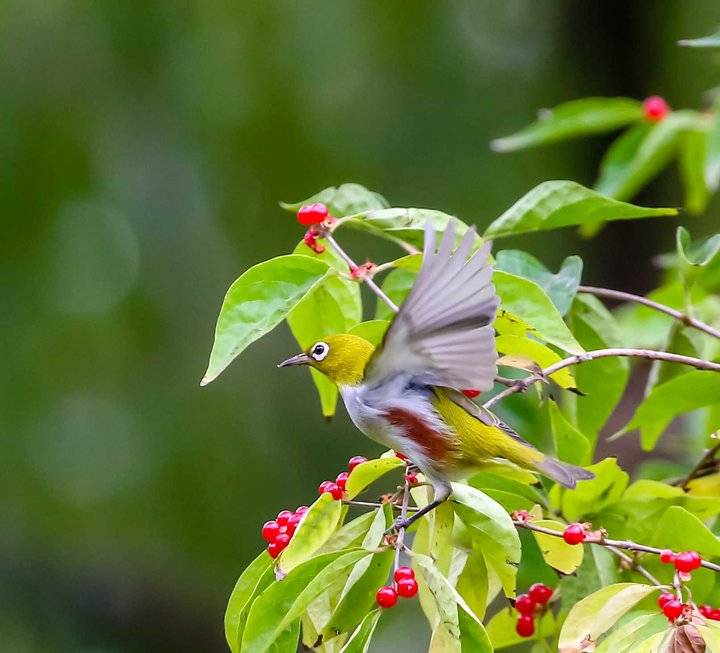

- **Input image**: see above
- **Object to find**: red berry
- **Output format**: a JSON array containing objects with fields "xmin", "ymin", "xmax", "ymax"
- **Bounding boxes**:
[
  {"xmin": 659, "ymin": 550, "xmax": 675, "ymax": 564},
  {"xmin": 318, "ymin": 480, "xmax": 333, "ymax": 495},
  {"xmin": 643, "ymin": 96, "xmax": 669, "ymax": 122},
  {"xmin": 335, "ymin": 472, "xmax": 349, "ymax": 490},
  {"xmin": 261, "ymin": 520, "xmax": 280, "ymax": 543},
  {"xmin": 276, "ymin": 510, "xmax": 293, "ymax": 526},
  {"xmin": 658, "ymin": 593, "xmax": 675, "ymax": 610},
  {"xmin": 397, "ymin": 578, "xmax": 418, "ymax": 598},
  {"xmin": 376, "ymin": 586, "xmax": 398, "ymax": 608},
  {"xmin": 515, "ymin": 593, "xmax": 536, "ymax": 615},
  {"xmin": 394, "ymin": 566, "xmax": 415, "ymax": 582},
  {"xmin": 516, "ymin": 614, "xmax": 535, "ymax": 638},
  {"xmin": 267, "ymin": 541, "xmax": 282, "ymax": 558},
  {"xmin": 700, "ymin": 604, "xmax": 712, "ymax": 617},
  {"xmin": 674, "ymin": 551, "xmax": 702, "ymax": 573},
  {"xmin": 347, "ymin": 456, "xmax": 367, "ymax": 472},
  {"xmin": 562, "ymin": 523, "xmax": 586, "ymax": 545},
  {"xmin": 404, "ymin": 473, "xmax": 418, "ymax": 485},
  {"xmin": 709, "ymin": 609, "xmax": 720, "ymax": 622},
  {"xmin": 286, "ymin": 513, "xmax": 303, "ymax": 535},
  {"xmin": 528, "ymin": 583, "xmax": 553, "ymax": 605},
  {"xmin": 462, "ymin": 389, "xmax": 481, "ymax": 398},
  {"xmin": 321, "ymin": 481, "xmax": 343, "ymax": 500},
  {"xmin": 663, "ymin": 599, "xmax": 684, "ymax": 621},
  {"xmin": 295, "ymin": 505, "xmax": 309, "ymax": 514},
  {"xmin": 297, "ymin": 203, "xmax": 329, "ymax": 226}
]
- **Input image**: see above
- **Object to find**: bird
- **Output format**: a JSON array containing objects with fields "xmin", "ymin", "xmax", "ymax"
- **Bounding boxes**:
[{"xmin": 278, "ymin": 221, "xmax": 593, "ymax": 530}]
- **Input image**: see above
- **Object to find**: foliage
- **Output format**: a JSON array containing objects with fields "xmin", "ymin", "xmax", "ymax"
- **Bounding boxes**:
[{"xmin": 204, "ymin": 162, "xmax": 720, "ymax": 651}]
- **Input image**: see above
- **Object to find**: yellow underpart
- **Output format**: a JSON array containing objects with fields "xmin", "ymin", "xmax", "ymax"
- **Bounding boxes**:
[{"xmin": 432, "ymin": 390, "xmax": 544, "ymax": 472}]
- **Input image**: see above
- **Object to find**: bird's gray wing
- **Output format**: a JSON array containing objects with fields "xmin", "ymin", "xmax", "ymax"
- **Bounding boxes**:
[{"xmin": 365, "ymin": 222, "xmax": 499, "ymax": 391}]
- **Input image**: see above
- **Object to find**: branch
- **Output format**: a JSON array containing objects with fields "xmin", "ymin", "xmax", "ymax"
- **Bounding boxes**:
[
  {"xmin": 578, "ymin": 285, "xmax": 720, "ymax": 341},
  {"xmin": 484, "ymin": 348, "xmax": 720, "ymax": 409},
  {"xmin": 605, "ymin": 545, "xmax": 663, "ymax": 586},
  {"xmin": 324, "ymin": 232, "xmax": 400, "ymax": 312},
  {"xmin": 679, "ymin": 442, "xmax": 720, "ymax": 490},
  {"xmin": 514, "ymin": 520, "xmax": 720, "ymax": 573}
]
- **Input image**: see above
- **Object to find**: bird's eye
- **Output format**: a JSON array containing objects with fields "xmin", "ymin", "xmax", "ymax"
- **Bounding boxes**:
[{"xmin": 310, "ymin": 341, "xmax": 329, "ymax": 361}]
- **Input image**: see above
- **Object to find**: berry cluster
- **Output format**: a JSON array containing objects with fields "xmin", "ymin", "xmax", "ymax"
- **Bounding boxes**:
[
  {"xmin": 659, "ymin": 549, "xmax": 702, "ymax": 578},
  {"xmin": 376, "ymin": 566, "xmax": 419, "ymax": 609},
  {"xmin": 514, "ymin": 583, "xmax": 554, "ymax": 637},
  {"xmin": 261, "ymin": 505, "xmax": 308, "ymax": 558},
  {"xmin": 317, "ymin": 455, "xmax": 368, "ymax": 501},
  {"xmin": 643, "ymin": 95, "xmax": 669, "ymax": 122},
  {"xmin": 657, "ymin": 593, "xmax": 688, "ymax": 623},
  {"xmin": 562, "ymin": 523, "xmax": 587, "ymax": 545},
  {"xmin": 297, "ymin": 203, "xmax": 332, "ymax": 254}
]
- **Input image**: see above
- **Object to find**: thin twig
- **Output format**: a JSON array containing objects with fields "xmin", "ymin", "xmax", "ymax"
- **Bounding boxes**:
[
  {"xmin": 514, "ymin": 520, "xmax": 720, "ymax": 573},
  {"xmin": 578, "ymin": 285, "xmax": 720, "ymax": 341},
  {"xmin": 324, "ymin": 233, "xmax": 400, "ymax": 312},
  {"xmin": 484, "ymin": 348, "xmax": 720, "ymax": 409},
  {"xmin": 679, "ymin": 442, "xmax": 720, "ymax": 490},
  {"xmin": 395, "ymin": 471, "xmax": 411, "ymax": 570},
  {"xmin": 343, "ymin": 499, "xmax": 419, "ymax": 512},
  {"xmin": 606, "ymin": 545, "xmax": 664, "ymax": 586}
]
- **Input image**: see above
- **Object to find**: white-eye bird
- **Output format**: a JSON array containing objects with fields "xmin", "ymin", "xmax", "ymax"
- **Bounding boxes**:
[{"xmin": 279, "ymin": 222, "xmax": 593, "ymax": 529}]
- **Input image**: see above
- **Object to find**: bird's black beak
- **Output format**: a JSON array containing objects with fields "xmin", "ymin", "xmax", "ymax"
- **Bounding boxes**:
[{"xmin": 277, "ymin": 353, "xmax": 311, "ymax": 368}]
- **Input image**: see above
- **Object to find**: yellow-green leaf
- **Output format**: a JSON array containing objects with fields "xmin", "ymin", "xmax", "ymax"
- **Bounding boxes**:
[
  {"xmin": 278, "ymin": 492, "xmax": 343, "ymax": 575},
  {"xmin": 495, "ymin": 334, "xmax": 577, "ymax": 389},
  {"xmin": 531, "ymin": 519, "xmax": 584, "ymax": 574},
  {"xmin": 345, "ymin": 457, "xmax": 404, "ymax": 500},
  {"xmin": 558, "ymin": 583, "xmax": 659, "ymax": 651}
]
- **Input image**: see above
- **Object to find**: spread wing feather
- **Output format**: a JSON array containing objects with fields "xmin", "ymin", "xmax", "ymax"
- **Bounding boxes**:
[{"xmin": 365, "ymin": 222, "xmax": 499, "ymax": 391}]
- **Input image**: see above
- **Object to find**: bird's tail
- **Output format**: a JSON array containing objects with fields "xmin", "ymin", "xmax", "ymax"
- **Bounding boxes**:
[{"xmin": 536, "ymin": 457, "xmax": 594, "ymax": 489}]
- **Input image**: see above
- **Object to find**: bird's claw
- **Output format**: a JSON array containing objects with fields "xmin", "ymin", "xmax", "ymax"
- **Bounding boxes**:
[{"xmin": 385, "ymin": 516, "xmax": 410, "ymax": 535}]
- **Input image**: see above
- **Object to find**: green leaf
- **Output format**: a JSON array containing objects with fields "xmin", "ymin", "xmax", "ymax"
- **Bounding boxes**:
[
  {"xmin": 347, "ymin": 320, "xmax": 389, "ymax": 347},
  {"xmin": 558, "ymin": 583, "xmax": 659, "ymax": 651},
  {"xmin": 320, "ymin": 512, "xmax": 376, "ymax": 554},
  {"xmin": 594, "ymin": 612, "xmax": 669, "ymax": 653},
  {"xmin": 559, "ymin": 458, "xmax": 629, "ymax": 522},
  {"xmin": 491, "ymin": 97, "xmax": 643, "ymax": 152},
  {"xmin": 548, "ymin": 398, "xmax": 589, "ymax": 465},
  {"xmin": 559, "ymin": 545, "xmax": 619, "ymax": 611},
  {"xmin": 485, "ymin": 609, "xmax": 556, "ymax": 649},
  {"xmin": 496, "ymin": 334, "xmax": 577, "ymax": 389},
  {"xmin": 706, "ymin": 98, "xmax": 720, "ymax": 191},
  {"xmin": 412, "ymin": 551, "xmax": 492, "ymax": 653},
  {"xmin": 483, "ymin": 180, "xmax": 677, "ymax": 240},
  {"xmin": 651, "ymin": 505, "xmax": 720, "ymax": 558},
  {"xmin": 321, "ymin": 507, "xmax": 393, "ymax": 640},
  {"xmin": 225, "ymin": 551, "xmax": 274, "ymax": 653},
  {"xmin": 201, "ymin": 255, "xmax": 331, "ymax": 385},
  {"xmin": 278, "ymin": 492, "xmax": 343, "ymax": 575},
  {"xmin": 679, "ymin": 127, "xmax": 711, "ymax": 214},
  {"xmin": 494, "ymin": 270, "xmax": 584, "ymax": 354},
  {"xmin": 344, "ymin": 456, "xmax": 404, "ymax": 501},
  {"xmin": 451, "ymin": 483, "xmax": 521, "ymax": 597},
  {"xmin": 595, "ymin": 111, "xmax": 703, "ymax": 201},
  {"xmin": 280, "ymin": 183, "xmax": 389, "ymax": 216},
  {"xmin": 569, "ymin": 294, "xmax": 630, "ymax": 440},
  {"xmin": 286, "ymin": 241, "xmax": 361, "ymax": 416},
  {"xmin": 495, "ymin": 250, "xmax": 583, "ymax": 315},
  {"xmin": 345, "ymin": 208, "xmax": 478, "ymax": 249},
  {"xmin": 677, "ymin": 226, "xmax": 720, "ymax": 271},
  {"xmin": 679, "ymin": 30, "xmax": 720, "ymax": 48},
  {"xmin": 625, "ymin": 371, "xmax": 720, "ymax": 450},
  {"xmin": 339, "ymin": 609, "xmax": 382, "ymax": 653},
  {"xmin": 375, "ymin": 268, "xmax": 415, "ymax": 320},
  {"xmin": 531, "ymin": 518, "xmax": 584, "ymax": 574},
  {"xmin": 242, "ymin": 549, "xmax": 368, "ymax": 653},
  {"xmin": 456, "ymin": 545, "xmax": 489, "ymax": 620}
]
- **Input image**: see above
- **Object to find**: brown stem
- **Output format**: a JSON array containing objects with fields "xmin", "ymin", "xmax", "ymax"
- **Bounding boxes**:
[
  {"xmin": 679, "ymin": 442, "xmax": 720, "ymax": 490},
  {"xmin": 514, "ymin": 520, "xmax": 720, "ymax": 573},
  {"xmin": 578, "ymin": 285, "xmax": 720, "ymax": 341},
  {"xmin": 395, "ymin": 469, "xmax": 411, "ymax": 570},
  {"xmin": 605, "ymin": 546, "xmax": 663, "ymax": 586},
  {"xmin": 484, "ymin": 348, "xmax": 720, "ymax": 409}
]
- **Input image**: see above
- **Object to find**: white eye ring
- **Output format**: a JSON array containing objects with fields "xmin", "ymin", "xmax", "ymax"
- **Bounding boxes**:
[{"xmin": 310, "ymin": 341, "xmax": 329, "ymax": 361}]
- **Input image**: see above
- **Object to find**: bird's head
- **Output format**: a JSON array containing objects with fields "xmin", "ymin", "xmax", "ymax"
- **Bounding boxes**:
[{"xmin": 278, "ymin": 334, "xmax": 375, "ymax": 387}]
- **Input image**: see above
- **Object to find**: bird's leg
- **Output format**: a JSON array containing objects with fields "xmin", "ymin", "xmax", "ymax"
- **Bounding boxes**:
[
  {"xmin": 386, "ymin": 482, "xmax": 451, "ymax": 534},
  {"xmin": 387, "ymin": 498, "xmax": 446, "ymax": 533}
]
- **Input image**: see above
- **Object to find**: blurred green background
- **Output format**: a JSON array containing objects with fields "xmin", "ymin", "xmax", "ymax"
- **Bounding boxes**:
[{"xmin": 2, "ymin": 2, "xmax": 719, "ymax": 651}]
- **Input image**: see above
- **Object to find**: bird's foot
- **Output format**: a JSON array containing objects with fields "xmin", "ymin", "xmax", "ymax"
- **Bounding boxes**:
[{"xmin": 385, "ymin": 516, "xmax": 411, "ymax": 535}]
